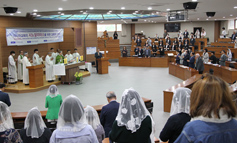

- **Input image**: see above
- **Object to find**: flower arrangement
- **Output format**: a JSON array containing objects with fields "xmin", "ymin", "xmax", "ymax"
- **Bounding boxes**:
[{"xmin": 74, "ymin": 72, "xmax": 83, "ymax": 81}]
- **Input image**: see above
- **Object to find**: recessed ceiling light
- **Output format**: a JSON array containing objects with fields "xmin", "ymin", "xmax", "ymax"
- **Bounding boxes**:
[
  {"xmin": 107, "ymin": 12, "xmax": 111, "ymax": 14},
  {"xmin": 33, "ymin": 9, "xmax": 38, "ymax": 12},
  {"xmin": 80, "ymin": 11, "xmax": 83, "ymax": 12},
  {"xmin": 83, "ymin": 12, "xmax": 87, "ymax": 14},
  {"xmin": 89, "ymin": 7, "xmax": 94, "ymax": 10},
  {"xmin": 144, "ymin": 20, "xmax": 147, "ymax": 21},
  {"xmin": 37, "ymin": 15, "xmax": 41, "ymax": 17},
  {"xmin": 192, "ymin": 0, "xmax": 197, "ymax": 1},
  {"xmin": 166, "ymin": 8, "xmax": 170, "ymax": 11},
  {"xmin": 121, "ymin": 7, "xmax": 125, "ymax": 10},
  {"xmin": 61, "ymin": 13, "xmax": 64, "ymax": 15},
  {"xmin": 10, "ymin": 14, "xmax": 14, "ymax": 16},
  {"xmin": 223, "ymin": 16, "xmax": 225, "ymax": 18},
  {"xmin": 135, "ymin": 11, "xmax": 138, "ymax": 13},
  {"xmin": 234, "ymin": 6, "xmax": 237, "ymax": 9},
  {"xmin": 58, "ymin": 8, "xmax": 63, "ymax": 10},
  {"xmin": 33, "ymin": 13, "xmax": 37, "ymax": 15},
  {"xmin": 17, "ymin": 11, "xmax": 21, "ymax": 14},
  {"xmin": 197, "ymin": 18, "xmax": 200, "ymax": 20},
  {"xmin": 148, "ymin": 7, "xmax": 152, "ymax": 10},
  {"xmin": 206, "ymin": 18, "xmax": 209, "ymax": 20},
  {"xmin": 62, "ymin": 0, "xmax": 67, "ymax": 1},
  {"xmin": 230, "ymin": 14, "xmax": 233, "ymax": 16},
  {"xmin": 133, "ymin": 13, "xmax": 136, "ymax": 14},
  {"xmin": 58, "ymin": 12, "xmax": 61, "ymax": 14},
  {"xmin": 109, "ymin": 11, "xmax": 112, "ymax": 13}
]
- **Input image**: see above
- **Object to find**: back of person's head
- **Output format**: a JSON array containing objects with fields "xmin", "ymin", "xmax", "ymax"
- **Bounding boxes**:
[
  {"xmin": 47, "ymin": 85, "xmax": 59, "ymax": 98},
  {"xmin": 0, "ymin": 101, "xmax": 14, "ymax": 130},
  {"xmin": 0, "ymin": 83, "xmax": 6, "ymax": 89},
  {"xmin": 84, "ymin": 106, "xmax": 101, "ymax": 130},
  {"xmin": 34, "ymin": 49, "xmax": 38, "ymax": 53},
  {"xmin": 211, "ymin": 51, "xmax": 215, "ymax": 55},
  {"xmin": 106, "ymin": 91, "xmax": 116, "ymax": 99},
  {"xmin": 24, "ymin": 107, "xmax": 46, "ymax": 138},
  {"xmin": 170, "ymin": 87, "xmax": 191, "ymax": 116},
  {"xmin": 209, "ymin": 69, "xmax": 214, "ymax": 74},
  {"xmin": 190, "ymin": 73, "xmax": 237, "ymax": 118}
]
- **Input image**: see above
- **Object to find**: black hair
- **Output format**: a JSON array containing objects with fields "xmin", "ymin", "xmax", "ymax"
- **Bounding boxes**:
[
  {"xmin": 10, "ymin": 51, "xmax": 15, "ymax": 55},
  {"xmin": 19, "ymin": 50, "xmax": 23, "ymax": 53},
  {"xmin": 34, "ymin": 49, "xmax": 38, "ymax": 52},
  {"xmin": 211, "ymin": 51, "xmax": 215, "ymax": 55},
  {"xmin": 209, "ymin": 69, "xmax": 214, "ymax": 75},
  {"xmin": 67, "ymin": 50, "xmax": 70, "ymax": 52},
  {"xmin": 50, "ymin": 48, "xmax": 54, "ymax": 50},
  {"xmin": 74, "ymin": 48, "xmax": 77, "ymax": 51},
  {"xmin": 0, "ymin": 83, "xmax": 6, "ymax": 88},
  {"xmin": 204, "ymin": 48, "xmax": 208, "ymax": 52},
  {"xmin": 222, "ymin": 50, "xmax": 226, "ymax": 53}
]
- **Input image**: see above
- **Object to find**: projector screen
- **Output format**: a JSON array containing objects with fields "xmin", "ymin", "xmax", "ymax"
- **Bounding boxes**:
[{"xmin": 164, "ymin": 23, "xmax": 180, "ymax": 32}]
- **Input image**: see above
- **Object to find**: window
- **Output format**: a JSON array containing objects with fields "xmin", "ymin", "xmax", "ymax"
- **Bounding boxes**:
[
  {"xmin": 228, "ymin": 20, "xmax": 234, "ymax": 29},
  {"xmin": 97, "ymin": 24, "xmax": 122, "ymax": 32},
  {"xmin": 235, "ymin": 19, "xmax": 237, "ymax": 29}
]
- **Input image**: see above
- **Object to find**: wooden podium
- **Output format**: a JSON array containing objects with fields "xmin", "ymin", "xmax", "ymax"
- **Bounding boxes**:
[
  {"xmin": 98, "ymin": 58, "xmax": 109, "ymax": 74},
  {"xmin": 27, "ymin": 64, "xmax": 44, "ymax": 88}
]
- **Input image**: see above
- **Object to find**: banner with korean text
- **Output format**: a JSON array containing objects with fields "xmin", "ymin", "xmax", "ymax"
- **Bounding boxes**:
[{"xmin": 6, "ymin": 28, "xmax": 64, "ymax": 46}]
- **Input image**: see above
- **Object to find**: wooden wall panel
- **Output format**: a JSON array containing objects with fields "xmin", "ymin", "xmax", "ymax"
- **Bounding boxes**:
[
  {"xmin": 0, "ymin": 40, "xmax": 3, "ymax": 82},
  {"xmin": 214, "ymin": 21, "xmax": 221, "ymax": 42}
]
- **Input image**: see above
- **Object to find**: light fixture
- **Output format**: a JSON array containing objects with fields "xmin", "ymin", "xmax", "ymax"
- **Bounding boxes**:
[
  {"xmin": 10, "ymin": 13, "xmax": 14, "ymax": 16},
  {"xmin": 148, "ymin": 7, "xmax": 152, "ymax": 10},
  {"xmin": 109, "ymin": 11, "xmax": 112, "ymax": 13},
  {"xmin": 33, "ymin": 9, "xmax": 38, "ymax": 12},
  {"xmin": 83, "ymin": 12, "xmax": 87, "ymax": 14},
  {"xmin": 61, "ymin": 13, "xmax": 64, "ymax": 15},
  {"xmin": 121, "ymin": 7, "xmax": 125, "ymax": 10},
  {"xmin": 144, "ymin": 20, "xmax": 147, "ymax": 21},
  {"xmin": 58, "ymin": 12, "xmax": 61, "ymax": 14},
  {"xmin": 215, "ymin": 19, "xmax": 217, "ymax": 20},
  {"xmin": 62, "ymin": 0, "xmax": 67, "ymax": 1},
  {"xmin": 135, "ymin": 11, "xmax": 138, "ymax": 13},
  {"xmin": 206, "ymin": 18, "xmax": 209, "ymax": 20},
  {"xmin": 133, "ymin": 13, "xmax": 136, "ymax": 14},
  {"xmin": 197, "ymin": 18, "xmax": 200, "ymax": 20},
  {"xmin": 80, "ymin": 11, "xmax": 83, "ymax": 12},
  {"xmin": 33, "ymin": 13, "xmax": 37, "ymax": 15},
  {"xmin": 107, "ymin": 12, "xmax": 111, "ymax": 14},
  {"xmin": 223, "ymin": 16, "xmax": 225, "ymax": 18},
  {"xmin": 234, "ymin": 6, "xmax": 237, "ymax": 9},
  {"xmin": 166, "ymin": 8, "xmax": 170, "ymax": 11},
  {"xmin": 177, "ymin": 11, "xmax": 181, "ymax": 14},
  {"xmin": 17, "ymin": 11, "xmax": 21, "ymax": 14},
  {"xmin": 230, "ymin": 14, "xmax": 233, "ymax": 16},
  {"xmin": 37, "ymin": 15, "xmax": 41, "ymax": 17},
  {"xmin": 58, "ymin": 8, "xmax": 63, "ymax": 10},
  {"xmin": 89, "ymin": 7, "xmax": 94, "ymax": 10},
  {"xmin": 192, "ymin": 0, "xmax": 197, "ymax": 1}
]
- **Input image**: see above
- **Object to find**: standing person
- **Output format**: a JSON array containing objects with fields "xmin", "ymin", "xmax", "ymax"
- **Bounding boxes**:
[
  {"xmin": 20, "ymin": 107, "xmax": 52, "ymax": 143},
  {"xmin": 175, "ymin": 51, "xmax": 181, "ymax": 64},
  {"xmin": 160, "ymin": 88, "xmax": 191, "ymax": 143},
  {"xmin": 188, "ymin": 52, "xmax": 195, "ymax": 68},
  {"xmin": 227, "ymin": 48, "xmax": 232, "ymax": 61},
  {"xmin": 45, "ymin": 52, "xmax": 55, "ymax": 82},
  {"xmin": 209, "ymin": 52, "xmax": 217, "ymax": 64},
  {"xmin": 73, "ymin": 48, "xmax": 80, "ymax": 62},
  {"xmin": 0, "ymin": 83, "xmax": 11, "ymax": 107},
  {"xmin": 8, "ymin": 51, "xmax": 17, "ymax": 84},
  {"xmin": 32, "ymin": 49, "xmax": 43, "ymax": 66},
  {"xmin": 235, "ymin": 39, "xmax": 237, "ymax": 48},
  {"xmin": 22, "ymin": 52, "xmax": 32, "ymax": 85},
  {"xmin": 202, "ymin": 48, "xmax": 209, "ymax": 63},
  {"xmin": 113, "ymin": 31, "xmax": 118, "ymax": 39},
  {"xmin": 144, "ymin": 46, "xmax": 151, "ymax": 58},
  {"xmin": 201, "ymin": 29, "xmax": 206, "ymax": 38},
  {"xmin": 190, "ymin": 36, "xmax": 195, "ymax": 46},
  {"xmin": 136, "ymin": 37, "xmax": 142, "ymax": 46},
  {"xmin": 219, "ymin": 50, "xmax": 227, "ymax": 66},
  {"xmin": 158, "ymin": 38, "xmax": 163, "ymax": 47},
  {"xmin": 174, "ymin": 74, "xmax": 237, "ymax": 143},
  {"xmin": 231, "ymin": 31, "xmax": 236, "ymax": 42},
  {"xmin": 195, "ymin": 29, "xmax": 200, "ymax": 38},
  {"xmin": 50, "ymin": 48, "xmax": 57, "ymax": 64},
  {"xmin": 50, "ymin": 95, "xmax": 99, "ymax": 143},
  {"xmin": 164, "ymin": 43, "xmax": 170, "ymax": 51},
  {"xmin": 55, "ymin": 50, "xmax": 64, "ymax": 64},
  {"xmin": 85, "ymin": 106, "xmax": 105, "ymax": 143},
  {"xmin": 146, "ymin": 37, "xmax": 152, "ymax": 47},
  {"xmin": 163, "ymin": 30, "xmax": 168, "ymax": 38},
  {"xmin": 65, "ymin": 50, "xmax": 74, "ymax": 63},
  {"xmin": 109, "ymin": 88, "xmax": 153, "ymax": 143},
  {"xmin": 0, "ymin": 102, "xmax": 22, "ymax": 142},
  {"xmin": 221, "ymin": 27, "xmax": 227, "ymax": 38},
  {"xmin": 100, "ymin": 91, "xmax": 119, "ymax": 138},
  {"xmin": 95, "ymin": 49, "xmax": 103, "ymax": 73},
  {"xmin": 17, "ymin": 50, "xmax": 24, "ymax": 81},
  {"xmin": 183, "ymin": 29, "xmax": 189, "ymax": 38},
  {"xmin": 183, "ymin": 50, "xmax": 190, "ymax": 66},
  {"xmin": 180, "ymin": 49, "xmax": 185, "ymax": 65},
  {"xmin": 195, "ymin": 53, "xmax": 204, "ymax": 74},
  {"xmin": 122, "ymin": 47, "xmax": 128, "ymax": 57},
  {"xmin": 151, "ymin": 43, "xmax": 157, "ymax": 57},
  {"xmin": 45, "ymin": 85, "xmax": 62, "ymax": 123},
  {"xmin": 138, "ymin": 47, "xmax": 143, "ymax": 57}
]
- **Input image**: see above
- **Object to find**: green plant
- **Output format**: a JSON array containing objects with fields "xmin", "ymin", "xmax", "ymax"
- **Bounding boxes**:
[{"xmin": 74, "ymin": 72, "xmax": 83, "ymax": 81}]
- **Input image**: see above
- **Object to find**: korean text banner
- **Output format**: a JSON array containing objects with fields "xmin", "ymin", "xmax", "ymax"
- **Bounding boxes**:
[{"xmin": 6, "ymin": 28, "xmax": 64, "ymax": 46}]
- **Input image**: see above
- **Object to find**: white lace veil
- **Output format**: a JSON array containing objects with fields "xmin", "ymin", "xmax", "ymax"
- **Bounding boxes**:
[
  {"xmin": 116, "ymin": 88, "xmax": 150, "ymax": 133},
  {"xmin": 24, "ymin": 107, "xmax": 46, "ymax": 138},
  {"xmin": 84, "ymin": 105, "xmax": 101, "ymax": 130},
  {"xmin": 57, "ymin": 94, "xmax": 87, "ymax": 132},
  {"xmin": 0, "ymin": 101, "xmax": 14, "ymax": 132},
  {"xmin": 170, "ymin": 87, "xmax": 191, "ymax": 116},
  {"xmin": 46, "ymin": 85, "xmax": 59, "ymax": 98}
]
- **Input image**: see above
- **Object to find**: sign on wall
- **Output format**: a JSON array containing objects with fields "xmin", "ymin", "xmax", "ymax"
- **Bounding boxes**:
[
  {"xmin": 6, "ymin": 28, "xmax": 64, "ymax": 46},
  {"xmin": 86, "ymin": 47, "xmax": 97, "ymax": 55}
]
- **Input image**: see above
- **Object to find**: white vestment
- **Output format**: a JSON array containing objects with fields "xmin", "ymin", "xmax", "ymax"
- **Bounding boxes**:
[
  {"xmin": 33, "ymin": 53, "xmax": 43, "ymax": 66},
  {"xmin": 23, "ymin": 56, "xmax": 32, "ymax": 84},
  {"xmin": 65, "ymin": 54, "xmax": 74, "ymax": 62},
  {"xmin": 8, "ymin": 55, "xmax": 17, "ymax": 83},
  {"xmin": 45, "ymin": 55, "xmax": 55, "ymax": 81},
  {"xmin": 17, "ymin": 55, "xmax": 24, "ymax": 80},
  {"xmin": 52, "ymin": 52, "xmax": 57, "ymax": 65},
  {"xmin": 73, "ymin": 53, "xmax": 80, "ymax": 60}
]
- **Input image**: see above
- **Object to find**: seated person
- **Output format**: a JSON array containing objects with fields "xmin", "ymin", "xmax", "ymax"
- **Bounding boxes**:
[
  {"xmin": 134, "ymin": 47, "xmax": 139, "ymax": 55},
  {"xmin": 151, "ymin": 43, "xmax": 157, "ymax": 57},
  {"xmin": 166, "ymin": 37, "xmax": 171, "ymax": 45},
  {"xmin": 209, "ymin": 52, "xmax": 217, "ymax": 64},
  {"xmin": 0, "ymin": 83, "xmax": 11, "ymax": 106},
  {"xmin": 158, "ymin": 39, "xmax": 163, "ymax": 47},
  {"xmin": 20, "ymin": 107, "xmax": 52, "ymax": 143},
  {"xmin": 171, "ymin": 41, "xmax": 177, "ymax": 51},
  {"xmin": 160, "ymin": 88, "xmax": 191, "ymax": 143},
  {"xmin": 144, "ymin": 46, "xmax": 151, "ymax": 58},
  {"xmin": 50, "ymin": 95, "xmax": 98, "ymax": 143},
  {"xmin": 173, "ymin": 38, "xmax": 178, "ymax": 45},
  {"xmin": 178, "ymin": 42, "xmax": 183, "ymax": 49},
  {"xmin": 122, "ymin": 46, "xmax": 128, "ymax": 57},
  {"xmin": 159, "ymin": 46, "xmax": 165, "ymax": 56},
  {"xmin": 175, "ymin": 74, "xmax": 237, "ymax": 143},
  {"xmin": 109, "ymin": 88, "xmax": 152, "ymax": 143},
  {"xmin": 65, "ymin": 50, "xmax": 74, "ymax": 63},
  {"xmin": 183, "ymin": 41, "xmax": 189, "ymax": 50},
  {"xmin": 0, "ymin": 101, "xmax": 22, "ymax": 142},
  {"xmin": 164, "ymin": 43, "xmax": 170, "ymax": 51},
  {"xmin": 190, "ymin": 36, "xmax": 195, "ymax": 46},
  {"xmin": 183, "ymin": 39, "xmax": 189, "ymax": 45},
  {"xmin": 85, "ymin": 106, "xmax": 105, "ymax": 143},
  {"xmin": 138, "ymin": 47, "xmax": 143, "ymax": 57}
]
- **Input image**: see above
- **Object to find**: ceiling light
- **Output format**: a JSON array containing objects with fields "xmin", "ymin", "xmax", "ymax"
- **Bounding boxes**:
[
  {"xmin": 148, "ymin": 7, "xmax": 152, "ymax": 10},
  {"xmin": 37, "ymin": 15, "xmax": 41, "ymax": 17},
  {"xmin": 121, "ymin": 7, "xmax": 125, "ymax": 10},
  {"xmin": 177, "ymin": 11, "xmax": 181, "ymax": 14},
  {"xmin": 89, "ymin": 7, "xmax": 94, "ymax": 10},
  {"xmin": 80, "ymin": 11, "xmax": 83, "ymax": 12},
  {"xmin": 197, "ymin": 18, "xmax": 200, "ymax": 20},
  {"xmin": 33, "ymin": 13, "xmax": 37, "ymax": 15},
  {"xmin": 152, "ymin": 21, "xmax": 154, "ymax": 22},
  {"xmin": 230, "ymin": 14, "xmax": 233, "ymax": 16},
  {"xmin": 223, "ymin": 16, "xmax": 225, "ymax": 18},
  {"xmin": 234, "ymin": 6, "xmax": 237, "ymax": 9},
  {"xmin": 156, "ymin": 12, "xmax": 159, "ymax": 14},
  {"xmin": 192, "ymin": 0, "xmax": 197, "ymax": 1},
  {"xmin": 107, "ymin": 12, "xmax": 111, "ymax": 14},
  {"xmin": 109, "ymin": 11, "xmax": 112, "ymax": 13},
  {"xmin": 206, "ymin": 18, "xmax": 209, "ymax": 20},
  {"xmin": 10, "ymin": 14, "xmax": 14, "ymax": 16},
  {"xmin": 17, "ymin": 11, "xmax": 21, "ymax": 14},
  {"xmin": 144, "ymin": 20, "xmax": 147, "ymax": 21},
  {"xmin": 58, "ymin": 8, "xmax": 63, "ymax": 10},
  {"xmin": 33, "ymin": 9, "xmax": 38, "ymax": 12},
  {"xmin": 61, "ymin": 13, "xmax": 64, "ymax": 15},
  {"xmin": 215, "ymin": 19, "xmax": 217, "ymax": 20},
  {"xmin": 58, "ymin": 12, "xmax": 61, "ymax": 14},
  {"xmin": 62, "ymin": 0, "xmax": 67, "ymax": 1},
  {"xmin": 166, "ymin": 8, "xmax": 170, "ymax": 11},
  {"xmin": 135, "ymin": 11, "xmax": 138, "ymax": 13},
  {"xmin": 133, "ymin": 13, "xmax": 136, "ymax": 14},
  {"xmin": 83, "ymin": 12, "xmax": 87, "ymax": 14}
]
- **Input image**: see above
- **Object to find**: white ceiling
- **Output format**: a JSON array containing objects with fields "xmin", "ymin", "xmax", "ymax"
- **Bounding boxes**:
[{"xmin": 0, "ymin": 0, "xmax": 237, "ymax": 23}]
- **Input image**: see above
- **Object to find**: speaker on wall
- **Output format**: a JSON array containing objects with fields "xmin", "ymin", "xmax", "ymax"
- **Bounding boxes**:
[
  {"xmin": 132, "ymin": 19, "xmax": 138, "ymax": 22},
  {"xmin": 206, "ymin": 12, "xmax": 216, "ymax": 17},
  {"xmin": 183, "ymin": 2, "xmax": 198, "ymax": 10},
  {"xmin": 3, "ymin": 7, "xmax": 18, "ymax": 13}
]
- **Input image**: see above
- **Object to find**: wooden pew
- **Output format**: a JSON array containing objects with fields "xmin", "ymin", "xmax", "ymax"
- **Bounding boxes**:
[
  {"xmin": 218, "ymin": 38, "xmax": 231, "ymax": 43},
  {"xmin": 205, "ymin": 47, "xmax": 237, "ymax": 59},
  {"xmin": 210, "ymin": 42, "xmax": 234, "ymax": 47},
  {"xmin": 226, "ymin": 61, "xmax": 237, "ymax": 69},
  {"xmin": 119, "ymin": 57, "xmax": 169, "ymax": 67},
  {"xmin": 195, "ymin": 38, "xmax": 208, "ymax": 51}
]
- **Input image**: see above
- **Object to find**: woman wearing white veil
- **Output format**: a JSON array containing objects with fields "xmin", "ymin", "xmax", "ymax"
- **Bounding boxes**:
[
  {"xmin": 50, "ymin": 95, "xmax": 98, "ymax": 143},
  {"xmin": 159, "ymin": 87, "xmax": 191, "ymax": 143},
  {"xmin": 45, "ymin": 85, "xmax": 62, "ymax": 123},
  {"xmin": 227, "ymin": 48, "xmax": 232, "ymax": 61},
  {"xmin": 20, "ymin": 107, "xmax": 52, "ymax": 143},
  {"xmin": 85, "ymin": 105, "xmax": 105, "ymax": 143},
  {"xmin": 109, "ymin": 88, "xmax": 153, "ymax": 143},
  {"xmin": 0, "ymin": 101, "xmax": 22, "ymax": 142}
]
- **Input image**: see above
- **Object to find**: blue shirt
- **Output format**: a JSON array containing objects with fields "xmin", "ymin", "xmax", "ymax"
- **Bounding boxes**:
[{"xmin": 174, "ymin": 119, "xmax": 237, "ymax": 143}]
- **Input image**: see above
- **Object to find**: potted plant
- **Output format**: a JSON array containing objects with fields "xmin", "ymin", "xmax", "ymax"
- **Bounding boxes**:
[{"xmin": 74, "ymin": 72, "xmax": 83, "ymax": 85}]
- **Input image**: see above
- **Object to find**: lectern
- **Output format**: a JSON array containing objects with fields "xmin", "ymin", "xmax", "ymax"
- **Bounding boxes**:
[
  {"xmin": 97, "ymin": 58, "xmax": 109, "ymax": 74},
  {"xmin": 26, "ymin": 64, "xmax": 44, "ymax": 88}
]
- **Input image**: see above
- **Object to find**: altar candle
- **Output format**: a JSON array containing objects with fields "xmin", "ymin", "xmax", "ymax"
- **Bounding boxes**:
[
  {"xmin": 64, "ymin": 58, "xmax": 67, "ymax": 64},
  {"xmin": 80, "ymin": 56, "xmax": 83, "ymax": 61},
  {"xmin": 76, "ymin": 57, "xmax": 79, "ymax": 62}
]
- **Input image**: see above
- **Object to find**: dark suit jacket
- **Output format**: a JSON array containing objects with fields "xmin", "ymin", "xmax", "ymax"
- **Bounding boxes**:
[
  {"xmin": 144, "ymin": 49, "xmax": 151, "ymax": 57},
  {"xmin": 166, "ymin": 40, "xmax": 171, "ymax": 45},
  {"xmin": 134, "ymin": 48, "xmax": 139, "ymax": 55},
  {"xmin": 190, "ymin": 38, "xmax": 195, "ymax": 46},
  {"xmin": 176, "ymin": 54, "xmax": 180, "ymax": 64},
  {"xmin": 95, "ymin": 52, "xmax": 102, "ymax": 59},
  {"xmin": 231, "ymin": 34, "xmax": 236, "ymax": 41},
  {"xmin": 183, "ymin": 54, "xmax": 190, "ymax": 66},
  {"xmin": 100, "ymin": 101, "xmax": 120, "ymax": 137},
  {"xmin": 159, "ymin": 48, "xmax": 165, "ymax": 55},
  {"xmin": 209, "ymin": 55, "xmax": 217, "ymax": 64},
  {"xmin": 189, "ymin": 56, "xmax": 195, "ymax": 68},
  {"xmin": 138, "ymin": 49, "xmax": 143, "ymax": 57},
  {"xmin": 195, "ymin": 57, "xmax": 204, "ymax": 72},
  {"xmin": 136, "ymin": 39, "xmax": 142, "ymax": 46},
  {"xmin": 164, "ymin": 45, "xmax": 170, "ymax": 51},
  {"xmin": 0, "ymin": 91, "xmax": 11, "ymax": 106},
  {"xmin": 151, "ymin": 45, "xmax": 157, "ymax": 52},
  {"xmin": 183, "ymin": 39, "xmax": 189, "ymax": 45},
  {"xmin": 158, "ymin": 41, "xmax": 163, "ymax": 47},
  {"xmin": 183, "ymin": 32, "xmax": 189, "ymax": 38}
]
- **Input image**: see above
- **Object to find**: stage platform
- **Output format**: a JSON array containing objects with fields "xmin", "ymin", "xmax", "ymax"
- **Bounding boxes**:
[{"xmin": 5, "ymin": 71, "xmax": 90, "ymax": 93}]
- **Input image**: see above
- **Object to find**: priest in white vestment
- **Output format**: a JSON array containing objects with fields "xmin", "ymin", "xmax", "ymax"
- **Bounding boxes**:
[
  {"xmin": 32, "ymin": 49, "xmax": 43, "ymax": 66},
  {"xmin": 22, "ymin": 52, "xmax": 32, "ymax": 85},
  {"xmin": 50, "ymin": 48, "xmax": 57, "ymax": 65},
  {"xmin": 45, "ymin": 52, "xmax": 55, "ymax": 82},
  {"xmin": 17, "ymin": 50, "xmax": 24, "ymax": 81},
  {"xmin": 73, "ymin": 48, "xmax": 80, "ymax": 62},
  {"xmin": 8, "ymin": 51, "xmax": 17, "ymax": 83},
  {"xmin": 65, "ymin": 50, "xmax": 74, "ymax": 63}
]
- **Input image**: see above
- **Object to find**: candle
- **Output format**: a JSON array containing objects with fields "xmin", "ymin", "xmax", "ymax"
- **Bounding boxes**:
[
  {"xmin": 80, "ymin": 56, "xmax": 83, "ymax": 61},
  {"xmin": 76, "ymin": 57, "xmax": 79, "ymax": 63},
  {"xmin": 64, "ymin": 58, "xmax": 67, "ymax": 64}
]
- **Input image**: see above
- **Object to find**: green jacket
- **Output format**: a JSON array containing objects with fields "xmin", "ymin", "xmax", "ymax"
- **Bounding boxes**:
[{"xmin": 56, "ymin": 55, "xmax": 64, "ymax": 64}]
